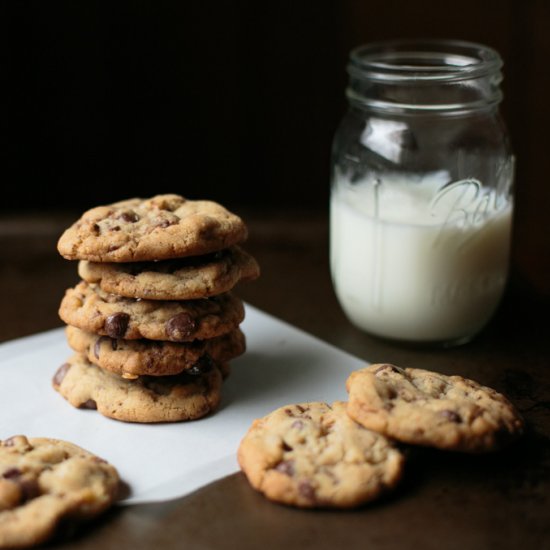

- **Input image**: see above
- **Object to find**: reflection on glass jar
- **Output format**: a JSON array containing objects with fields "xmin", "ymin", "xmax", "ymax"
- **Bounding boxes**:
[{"xmin": 330, "ymin": 40, "xmax": 514, "ymax": 346}]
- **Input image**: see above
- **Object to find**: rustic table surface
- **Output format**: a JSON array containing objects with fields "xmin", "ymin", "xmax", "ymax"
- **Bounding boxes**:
[{"xmin": 0, "ymin": 210, "xmax": 548, "ymax": 550}]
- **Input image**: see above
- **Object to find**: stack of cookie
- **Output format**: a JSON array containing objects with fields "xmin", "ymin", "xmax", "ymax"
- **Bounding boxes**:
[{"xmin": 53, "ymin": 194, "xmax": 259, "ymax": 423}]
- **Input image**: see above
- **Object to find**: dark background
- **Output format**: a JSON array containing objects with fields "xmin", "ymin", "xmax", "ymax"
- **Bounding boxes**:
[{"xmin": 5, "ymin": 1, "xmax": 550, "ymax": 295}]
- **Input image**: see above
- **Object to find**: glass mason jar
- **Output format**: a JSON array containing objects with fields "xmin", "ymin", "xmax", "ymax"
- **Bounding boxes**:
[{"xmin": 330, "ymin": 40, "xmax": 514, "ymax": 346}]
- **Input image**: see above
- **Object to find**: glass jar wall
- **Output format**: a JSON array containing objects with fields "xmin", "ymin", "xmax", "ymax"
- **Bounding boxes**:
[{"xmin": 330, "ymin": 40, "xmax": 514, "ymax": 345}]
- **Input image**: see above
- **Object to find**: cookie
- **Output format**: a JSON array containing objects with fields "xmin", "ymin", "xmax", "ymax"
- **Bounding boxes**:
[
  {"xmin": 346, "ymin": 364, "xmax": 524, "ymax": 453},
  {"xmin": 52, "ymin": 354, "xmax": 223, "ymax": 423},
  {"xmin": 237, "ymin": 402, "xmax": 404, "ymax": 508},
  {"xmin": 78, "ymin": 246, "xmax": 260, "ymax": 300},
  {"xmin": 65, "ymin": 325, "xmax": 245, "ymax": 378},
  {"xmin": 57, "ymin": 194, "xmax": 248, "ymax": 262},
  {"xmin": 59, "ymin": 281, "xmax": 245, "ymax": 342},
  {"xmin": 0, "ymin": 435, "xmax": 119, "ymax": 548}
]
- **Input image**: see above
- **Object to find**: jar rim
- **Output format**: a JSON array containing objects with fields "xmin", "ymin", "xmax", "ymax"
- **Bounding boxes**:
[{"xmin": 349, "ymin": 39, "xmax": 502, "ymax": 83}]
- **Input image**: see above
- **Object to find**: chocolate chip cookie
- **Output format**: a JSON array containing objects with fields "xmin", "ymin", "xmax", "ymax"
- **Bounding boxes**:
[
  {"xmin": 65, "ymin": 325, "xmax": 245, "ymax": 378},
  {"xmin": 58, "ymin": 194, "xmax": 248, "ymax": 262},
  {"xmin": 346, "ymin": 364, "xmax": 524, "ymax": 453},
  {"xmin": 0, "ymin": 435, "xmax": 120, "ymax": 548},
  {"xmin": 238, "ymin": 402, "xmax": 404, "ymax": 508},
  {"xmin": 59, "ymin": 281, "xmax": 244, "ymax": 342},
  {"xmin": 53, "ymin": 354, "xmax": 223, "ymax": 423},
  {"xmin": 78, "ymin": 246, "xmax": 260, "ymax": 300}
]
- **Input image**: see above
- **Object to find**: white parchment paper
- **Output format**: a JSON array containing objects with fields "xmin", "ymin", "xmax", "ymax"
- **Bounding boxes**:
[{"xmin": 0, "ymin": 305, "xmax": 365, "ymax": 504}]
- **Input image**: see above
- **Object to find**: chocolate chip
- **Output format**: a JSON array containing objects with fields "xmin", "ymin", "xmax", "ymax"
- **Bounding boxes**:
[
  {"xmin": 298, "ymin": 480, "xmax": 316, "ymax": 502},
  {"xmin": 470, "ymin": 405, "xmax": 484, "ymax": 420},
  {"xmin": 156, "ymin": 220, "xmax": 175, "ymax": 229},
  {"xmin": 2, "ymin": 470, "xmax": 39, "ymax": 502},
  {"xmin": 187, "ymin": 356, "xmax": 214, "ymax": 376},
  {"xmin": 275, "ymin": 460, "xmax": 295, "ymax": 476},
  {"xmin": 296, "ymin": 405, "xmax": 307, "ymax": 414},
  {"xmin": 94, "ymin": 336, "xmax": 118, "ymax": 358},
  {"xmin": 387, "ymin": 388, "xmax": 398, "ymax": 399},
  {"xmin": 187, "ymin": 365, "xmax": 201, "ymax": 376},
  {"xmin": 109, "ymin": 225, "xmax": 121, "ymax": 232},
  {"xmin": 94, "ymin": 337, "xmax": 105, "ymax": 359},
  {"xmin": 53, "ymin": 363, "xmax": 71, "ymax": 386},
  {"xmin": 440, "ymin": 409, "xmax": 462, "ymax": 423},
  {"xmin": 2, "ymin": 468, "xmax": 22, "ymax": 480},
  {"xmin": 320, "ymin": 421, "xmax": 335, "ymax": 437},
  {"xmin": 119, "ymin": 210, "xmax": 139, "ymax": 223},
  {"xmin": 282, "ymin": 441, "xmax": 293, "ymax": 452},
  {"xmin": 375, "ymin": 364, "xmax": 404, "ymax": 375},
  {"xmin": 80, "ymin": 399, "xmax": 97, "ymax": 410},
  {"xmin": 165, "ymin": 313, "xmax": 196, "ymax": 341},
  {"xmin": 19, "ymin": 479, "xmax": 40, "ymax": 501},
  {"xmin": 104, "ymin": 312, "xmax": 130, "ymax": 339},
  {"xmin": 92, "ymin": 223, "xmax": 100, "ymax": 235}
]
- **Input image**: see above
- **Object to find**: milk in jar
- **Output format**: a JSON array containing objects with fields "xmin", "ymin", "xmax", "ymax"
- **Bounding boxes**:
[
  {"xmin": 330, "ymin": 172, "xmax": 512, "ymax": 343},
  {"xmin": 331, "ymin": 40, "xmax": 514, "ymax": 344}
]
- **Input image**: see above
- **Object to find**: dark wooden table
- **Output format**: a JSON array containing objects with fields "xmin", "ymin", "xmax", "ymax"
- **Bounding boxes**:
[{"xmin": 1, "ymin": 210, "xmax": 548, "ymax": 549}]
